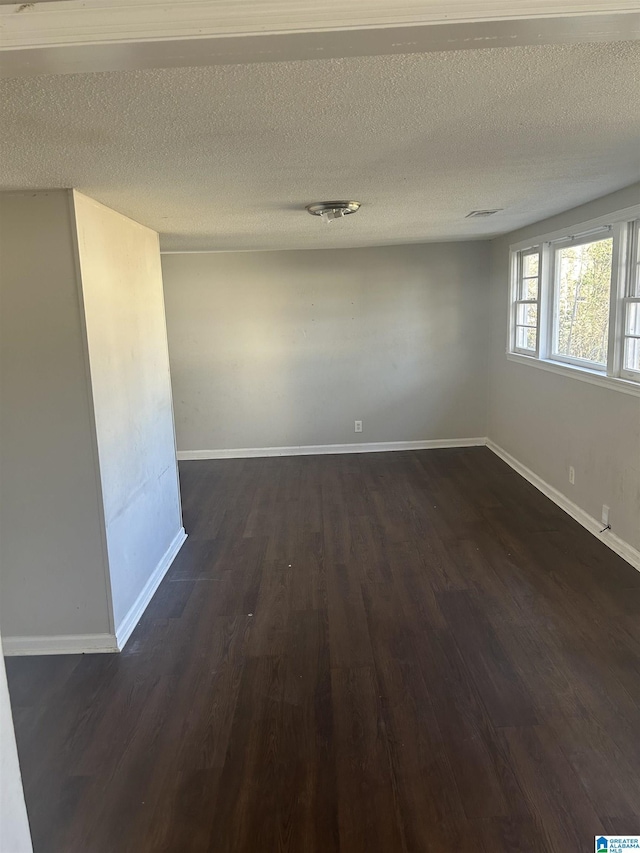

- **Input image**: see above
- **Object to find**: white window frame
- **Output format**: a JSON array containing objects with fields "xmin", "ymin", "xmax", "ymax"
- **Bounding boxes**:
[
  {"xmin": 507, "ymin": 204, "xmax": 640, "ymax": 396},
  {"xmin": 620, "ymin": 219, "xmax": 640, "ymax": 382},
  {"xmin": 547, "ymin": 227, "xmax": 614, "ymax": 372},
  {"xmin": 511, "ymin": 246, "xmax": 541, "ymax": 357}
]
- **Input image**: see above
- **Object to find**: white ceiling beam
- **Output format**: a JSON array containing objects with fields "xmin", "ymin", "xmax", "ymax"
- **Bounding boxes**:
[{"xmin": 1, "ymin": 0, "xmax": 638, "ymax": 77}]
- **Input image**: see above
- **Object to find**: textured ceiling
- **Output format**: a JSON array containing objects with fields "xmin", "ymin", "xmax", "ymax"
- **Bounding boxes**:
[{"xmin": 0, "ymin": 41, "xmax": 639, "ymax": 251}]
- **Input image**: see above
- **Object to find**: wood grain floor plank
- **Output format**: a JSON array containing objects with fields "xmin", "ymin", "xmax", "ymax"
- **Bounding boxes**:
[
  {"xmin": 499, "ymin": 724, "xmax": 605, "ymax": 852},
  {"xmin": 437, "ymin": 588, "xmax": 540, "ymax": 728},
  {"xmin": 331, "ymin": 665, "xmax": 405, "ymax": 853}
]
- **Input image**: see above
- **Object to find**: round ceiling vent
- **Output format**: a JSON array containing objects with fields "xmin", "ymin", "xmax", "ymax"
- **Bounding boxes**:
[{"xmin": 306, "ymin": 201, "xmax": 361, "ymax": 223}]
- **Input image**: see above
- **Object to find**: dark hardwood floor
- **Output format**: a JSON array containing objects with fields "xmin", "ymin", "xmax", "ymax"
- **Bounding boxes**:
[{"xmin": 6, "ymin": 448, "xmax": 640, "ymax": 852}]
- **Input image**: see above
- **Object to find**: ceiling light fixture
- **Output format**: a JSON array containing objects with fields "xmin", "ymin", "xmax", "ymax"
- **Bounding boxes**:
[{"xmin": 306, "ymin": 201, "xmax": 361, "ymax": 224}]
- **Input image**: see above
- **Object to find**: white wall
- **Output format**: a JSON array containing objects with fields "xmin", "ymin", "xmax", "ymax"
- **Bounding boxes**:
[
  {"xmin": 487, "ymin": 183, "xmax": 640, "ymax": 555},
  {"xmin": 0, "ymin": 626, "xmax": 32, "ymax": 853},
  {"xmin": 0, "ymin": 191, "xmax": 112, "ymax": 642},
  {"xmin": 162, "ymin": 242, "xmax": 491, "ymax": 452},
  {"xmin": 73, "ymin": 193, "xmax": 184, "ymax": 634}
]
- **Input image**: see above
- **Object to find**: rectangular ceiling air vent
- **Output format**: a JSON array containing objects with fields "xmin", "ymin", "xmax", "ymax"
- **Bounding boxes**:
[{"xmin": 465, "ymin": 209, "xmax": 503, "ymax": 218}]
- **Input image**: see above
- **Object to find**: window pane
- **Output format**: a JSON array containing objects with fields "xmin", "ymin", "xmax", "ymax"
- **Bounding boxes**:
[
  {"xmin": 523, "ymin": 253, "xmax": 539, "ymax": 278},
  {"xmin": 523, "ymin": 277, "xmax": 538, "ymax": 299},
  {"xmin": 555, "ymin": 237, "xmax": 613, "ymax": 365},
  {"xmin": 516, "ymin": 326, "xmax": 537, "ymax": 351},
  {"xmin": 624, "ymin": 337, "xmax": 640, "ymax": 372},
  {"xmin": 517, "ymin": 303, "xmax": 537, "ymax": 326},
  {"xmin": 631, "ymin": 223, "xmax": 640, "ymax": 296},
  {"xmin": 626, "ymin": 302, "xmax": 640, "ymax": 336}
]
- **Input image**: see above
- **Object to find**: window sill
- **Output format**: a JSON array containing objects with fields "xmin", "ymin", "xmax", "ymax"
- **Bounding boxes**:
[{"xmin": 506, "ymin": 353, "xmax": 640, "ymax": 398}]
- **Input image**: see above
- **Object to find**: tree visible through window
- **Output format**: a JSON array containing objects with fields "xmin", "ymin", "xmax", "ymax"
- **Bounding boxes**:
[{"xmin": 554, "ymin": 236, "xmax": 613, "ymax": 365}]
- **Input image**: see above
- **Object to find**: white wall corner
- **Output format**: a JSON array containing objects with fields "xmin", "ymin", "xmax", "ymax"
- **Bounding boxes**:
[
  {"xmin": 486, "ymin": 439, "xmax": 640, "ymax": 573},
  {"xmin": 114, "ymin": 527, "xmax": 187, "ymax": 651},
  {"xmin": 68, "ymin": 189, "xmax": 117, "ymax": 642}
]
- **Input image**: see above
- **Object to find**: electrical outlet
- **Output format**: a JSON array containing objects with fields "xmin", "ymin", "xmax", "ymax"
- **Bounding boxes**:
[
  {"xmin": 354, "ymin": 420, "xmax": 362, "ymax": 433},
  {"xmin": 602, "ymin": 505, "xmax": 610, "ymax": 526},
  {"xmin": 569, "ymin": 466, "xmax": 575, "ymax": 485}
]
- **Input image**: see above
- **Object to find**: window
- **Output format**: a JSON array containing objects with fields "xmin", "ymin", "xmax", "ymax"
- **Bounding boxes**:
[
  {"xmin": 512, "ymin": 248, "xmax": 540, "ymax": 355},
  {"xmin": 508, "ymin": 209, "xmax": 640, "ymax": 390},
  {"xmin": 622, "ymin": 220, "xmax": 640, "ymax": 380},
  {"xmin": 551, "ymin": 233, "xmax": 613, "ymax": 369}
]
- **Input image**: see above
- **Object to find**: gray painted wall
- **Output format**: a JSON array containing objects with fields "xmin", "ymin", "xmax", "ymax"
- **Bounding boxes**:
[
  {"xmin": 0, "ymin": 191, "xmax": 112, "ymax": 640},
  {"xmin": 74, "ymin": 192, "xmax": 184, "ymax": 632},
  {"xmin": 487, "ymin": 183, "xmax": 640, "ymax": 553},
  {"xmin": 162, "ymin": 242, "xmax": 491, "ymax": 451}
]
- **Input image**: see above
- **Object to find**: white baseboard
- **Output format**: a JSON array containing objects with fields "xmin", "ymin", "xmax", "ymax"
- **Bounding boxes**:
[
  {"xmin": 115, "ymin": 526, "xmax": 187, "ymax": 650},
  {"xmin": 486, "ymin": 440, "xmax": 640, "ymax": 573},
  {"xmin": 2, "ymin": 527, "xmax": 188, "ymax": 657},
  {"xmin": 177, "ymin": 437, "xmax": 487, "ymax": 460},
  {"xmin": 2, "ymin": 633, "xmax": 118, "ymax": 657}
]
